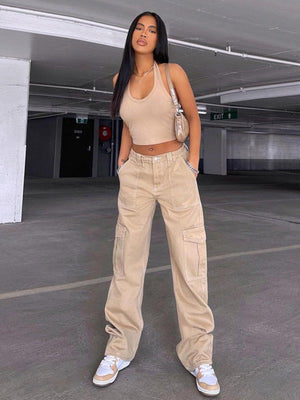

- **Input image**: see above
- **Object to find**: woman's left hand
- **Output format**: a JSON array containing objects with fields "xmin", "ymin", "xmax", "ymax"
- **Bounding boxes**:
[{"xmin": 187, "ymin": 160, "xmax": 199, "ymax": 177}]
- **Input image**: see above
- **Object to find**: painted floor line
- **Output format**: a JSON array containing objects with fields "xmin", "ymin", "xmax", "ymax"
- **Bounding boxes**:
[
  {"xmin": 208, "ymin": 244, "xmax": 300, "ymax": 260},
  {"xmin": 205, "ymin": 206, "xmax": 300, "ymax": 224},
  {"xmin": 0, "ymin": 244, "xmax": 299, "ymax": 301},
  {"xmin": 205, "ymin": 197, "xmax": 300, "ymax": 206}
]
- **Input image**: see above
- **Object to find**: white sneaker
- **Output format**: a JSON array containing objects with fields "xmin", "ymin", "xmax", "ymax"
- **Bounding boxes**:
[
  {"xmin": 190, "ymin": 364, "xmax": 220, "ymax": 396},
  {"xmin": 93, "ymin": 355, "xmax": 130, "ymax": 386}
]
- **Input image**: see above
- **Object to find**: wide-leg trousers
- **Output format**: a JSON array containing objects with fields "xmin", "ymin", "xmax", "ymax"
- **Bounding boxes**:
[{"xmin": 104, "ymin": 144, "xmax": 214, "ymax": 371}]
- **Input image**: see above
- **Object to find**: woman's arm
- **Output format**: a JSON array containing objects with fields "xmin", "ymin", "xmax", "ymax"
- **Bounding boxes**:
[
  {"xmin": 113, "ymin": 73, "xmax": 133, "ymax": 168},
  {"xmin": 118, "ymin": 122, "xmax": 133, "ymax": 167},
  {"xmin": 169, "ymin": 64, "xmax": 201, "ymax": 174}
]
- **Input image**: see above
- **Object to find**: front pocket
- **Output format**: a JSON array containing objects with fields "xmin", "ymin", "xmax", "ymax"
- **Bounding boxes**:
[
  {"xmin": 169, "ymin": 156, "xmax": 200, "ymax": 210},
  {"xmin": 118, "ymin": 160, "xmax": 139, "ymax": 211},
  {"xmin": 182, "ymin": 226, "xmax": 207, "ymax": 282},
  {"xmin": 112, "ymin": 222, "xmax": 127, "ymax": 279},
  {"xmin": 180, "ymin": 156, "xmax": 197, "ymax": 178},
  {"xmin": 117, "ymin": 159, "xmax": 131, "ymax": 175}
]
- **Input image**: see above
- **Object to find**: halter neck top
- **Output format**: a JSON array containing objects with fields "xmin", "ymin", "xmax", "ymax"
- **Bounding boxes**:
[{"xmin": 119, "ymin": 62, "xmax": 176, "ymax": 145}]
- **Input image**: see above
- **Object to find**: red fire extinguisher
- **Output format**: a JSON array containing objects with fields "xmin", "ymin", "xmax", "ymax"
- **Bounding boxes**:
[{"xmin": 99, "ymin": 126, "xmax": 112, "ymax": 141}]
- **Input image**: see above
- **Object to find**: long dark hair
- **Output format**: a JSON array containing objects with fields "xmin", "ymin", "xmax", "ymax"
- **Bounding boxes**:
[{"xmin": 111, "ymin": 11, "xmax": 169, "ymax": 117}]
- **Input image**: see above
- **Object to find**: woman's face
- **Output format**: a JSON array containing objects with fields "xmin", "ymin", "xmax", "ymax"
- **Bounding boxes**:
[{"xmin": 131, "ymin": 15, "xmax": 158, "ymax": 55}]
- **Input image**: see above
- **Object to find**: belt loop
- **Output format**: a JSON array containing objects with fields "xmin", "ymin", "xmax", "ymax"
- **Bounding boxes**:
[
  {"xmin": 166, "ymin": 151, "xmax": 172, "ymax": 165},
  {"xmin": 134, "ymin": 152, "xmax": 139, "ymax": 166},
  {"xmin": 137, "ymin": 153, "xmax": 144, "ymax": 168}
]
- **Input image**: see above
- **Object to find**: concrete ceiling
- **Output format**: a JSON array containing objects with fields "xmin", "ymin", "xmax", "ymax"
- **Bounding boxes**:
[{"xmin": 1, "ymin": 0, "xmax": 300, "ymax": 134}]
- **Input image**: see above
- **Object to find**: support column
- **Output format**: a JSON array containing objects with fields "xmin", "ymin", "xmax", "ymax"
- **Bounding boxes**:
[
  {"xmin": 53, "ymin": 117, "xmax": 63, "ymax": 179},
  {"xmin": 0, "ymin": 57, "xmax": 30, "ymax": 223},
  {"xmin": 92, "ymin": 118, "xmax": 99, "ymax": 177},
  {"xmin": 203, "ymin": 127, "xmax": 227, "ymax": 175}
]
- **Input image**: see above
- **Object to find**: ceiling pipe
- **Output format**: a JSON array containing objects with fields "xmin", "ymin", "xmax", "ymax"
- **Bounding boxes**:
[
  {"xmin": 30, "ymin": 84, "xmax": 300, "ymax": 115},
  {"xmin": 2, "ymin": 6, "xmax": 300, "ymax": 68},
  {"xmin": 30, "ymin": 83, "xmax": 113, "ymax": 95},
  {"xmin": 168, "ymin": 38, "xmax": 300, "ymax": 67},
  {"xmin": 28, "ymin": 112, "xmax": 67, "ymax": 120},
  {"xmin": 33, "ymin": 81, "xmax": 300, "ymax": 115},
  {"xmin": 30, "ymin": 92, "xmax": 111, "ymax": 104},
  {"xmin": 28, "ymin": 104, "xmax": 111, "ymax": 115}
]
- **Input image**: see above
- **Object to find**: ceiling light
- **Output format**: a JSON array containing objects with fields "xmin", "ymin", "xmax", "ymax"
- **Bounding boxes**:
[
  {"xmin": 180, "ymin": 106, "xmax": 207, "ymax": 115},
  {"xmin": 197, "ymin": 104, "xmax": 207, "ymax": 111}
]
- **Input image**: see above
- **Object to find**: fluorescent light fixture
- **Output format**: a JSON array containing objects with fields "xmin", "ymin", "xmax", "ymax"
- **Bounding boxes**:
[
  {"xmin": 197, "ymin": 104, "xmax": 207, "ymax": 114},
  {"xmin": 180, "ymin": 106, "xmax": 207, "ymax": 115}
]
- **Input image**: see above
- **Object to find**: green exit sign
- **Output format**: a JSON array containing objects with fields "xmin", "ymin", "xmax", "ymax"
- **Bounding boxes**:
[
  {"xmin": 76, "ymin": 114, "xmax": 88, "ymax": 124},
  {"xmin": 210, "ymin": 110, "xmax": 237, "ymax": 120}
]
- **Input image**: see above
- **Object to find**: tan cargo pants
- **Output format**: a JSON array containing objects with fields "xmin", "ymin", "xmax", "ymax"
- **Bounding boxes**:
[{"xmin": 104, "ymin": 144, "xmax": 214, "ymax": 371}]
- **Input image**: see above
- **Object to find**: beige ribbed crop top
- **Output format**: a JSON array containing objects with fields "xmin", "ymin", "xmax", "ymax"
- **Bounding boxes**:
[{"xmin": 119, "ymin": 62, "xmax": 176, "ymax": 145}]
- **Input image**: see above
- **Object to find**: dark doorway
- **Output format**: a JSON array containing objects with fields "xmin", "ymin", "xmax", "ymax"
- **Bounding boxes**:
[{"xmin": 60, "ymin": 118, "xmax": 94, "ymax": 177}]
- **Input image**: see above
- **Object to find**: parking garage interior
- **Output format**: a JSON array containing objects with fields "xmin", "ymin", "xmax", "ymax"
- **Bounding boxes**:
[{"xmin": 0, "ymin": 2, "xmax": 299, "ymax": 399}]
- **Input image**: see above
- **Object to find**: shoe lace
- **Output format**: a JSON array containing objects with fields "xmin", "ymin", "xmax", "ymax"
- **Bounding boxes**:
[
  {"xmin": 197, "ymin": 364, "xmax": 215, "ymax": 376},
  {"xmin": 100, "ymin": 355, "xmax": 117, "ymax": 368}
]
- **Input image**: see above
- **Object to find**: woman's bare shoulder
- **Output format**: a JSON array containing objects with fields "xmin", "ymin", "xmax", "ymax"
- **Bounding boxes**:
[
  {"xmin": 158, "ymin": 62, "xmax": 185, "ymax": 75},
  {"xmin": 167, "ymin": 63, "xmax": 188, "ymax": 85},
  {"xmin": 168, "ymin": 63, "xmax": 186, "ymax": 75}
]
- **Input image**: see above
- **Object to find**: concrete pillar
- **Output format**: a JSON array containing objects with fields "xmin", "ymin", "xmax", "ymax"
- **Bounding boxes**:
[
  {"xmin": 0, "ymin": 57, "xmax": 30, "ymax": 223},
  {"xmin": 53, "ymin": 117, "xmax": 63, "ymax": 179},
  {"xmin": 203, "ymin": 127, "xmax": 227, "ymax": 175},
  {"xmin": 92, "ymin": 118, "xmax": 99, "ymax": 178}
]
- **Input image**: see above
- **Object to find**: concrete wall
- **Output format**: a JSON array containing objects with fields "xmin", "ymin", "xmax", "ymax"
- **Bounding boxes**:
[
  {"xmin": 25, "ymin": 117, "xmax": 58, "ymax": 178},
  {"xmin": 24, "ymin": 119, "xmax": 300, "ymax": 179},
  {"xmin": 203, "ymin": 127, "xmax": 227, "ymax": 175},
  {"xmin": 227, "ymin": 132, "xmax": 300, "ymax": 170},
  {"xmin": 186, "ymin": 132, "xmax": 205, "ymax": 172},
  {"xmin": 25, "ymin": 116, "xmax": 115, "ymax": 178},
  {"xmin": 0, "ymin": 57, "xmax": 30, "ymax": 223}
]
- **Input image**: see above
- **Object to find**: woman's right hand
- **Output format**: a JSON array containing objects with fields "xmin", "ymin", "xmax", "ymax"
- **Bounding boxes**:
[{"xmin": 118, "ymin": 158, "xmax": 128, "ymax": 169}]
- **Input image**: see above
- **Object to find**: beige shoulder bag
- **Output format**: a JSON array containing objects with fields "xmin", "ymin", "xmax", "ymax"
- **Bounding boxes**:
[{"xmin": 165, "ymin": 64, "xmax": 189, "ymax": 142}]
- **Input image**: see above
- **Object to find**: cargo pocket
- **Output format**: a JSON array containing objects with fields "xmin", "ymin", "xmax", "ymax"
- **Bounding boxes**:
[
  {"xmin": 105, "ymin": 324, "xmax": 122, "ymax": 338},
  {"xmin": 182, "ymin": 226, "xmax": 207, "ymax": 282},
  {"xmin": 112, "ymin": 223, "xmax": 127, "ymax": 279}
]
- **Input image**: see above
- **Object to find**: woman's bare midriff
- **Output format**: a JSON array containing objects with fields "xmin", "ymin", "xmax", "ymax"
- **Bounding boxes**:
[{"xmin": 132, "ymin": 139, "xmax": 182, "ymax": 156}]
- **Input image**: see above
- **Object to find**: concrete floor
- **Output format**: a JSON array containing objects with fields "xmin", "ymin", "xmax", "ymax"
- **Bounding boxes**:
[{"xmin": 0, "ymin": 171, "xmax": 299, "ymax": 400}]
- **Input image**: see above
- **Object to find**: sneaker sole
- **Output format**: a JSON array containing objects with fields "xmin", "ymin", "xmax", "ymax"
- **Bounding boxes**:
[
  {"xmin": 190, "ymin": 370, "xmax": 220, "ymax": 397},
  {"xmin": 195, "ymin": 381, "xmax": 220, "ymax": 396},
  {"xmin": 93, "ymin": 360, "xmax": 130, "ymax": 387}
]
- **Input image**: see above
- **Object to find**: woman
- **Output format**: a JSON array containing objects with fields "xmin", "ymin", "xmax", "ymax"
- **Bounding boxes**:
[{"xmin": 93, "ymin": 11, "xmax": 220, "ymax": 397}]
